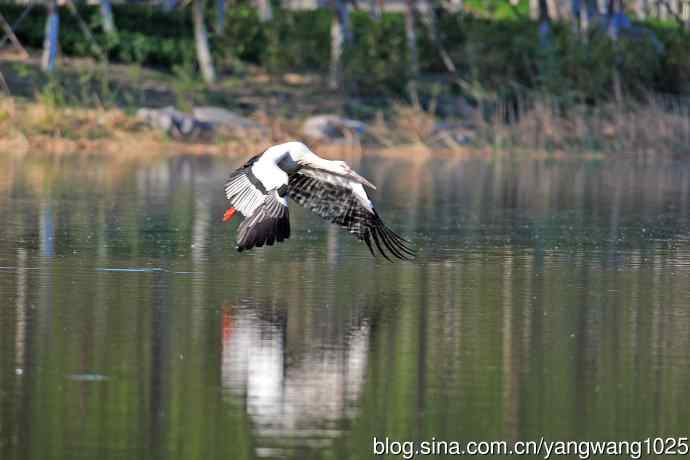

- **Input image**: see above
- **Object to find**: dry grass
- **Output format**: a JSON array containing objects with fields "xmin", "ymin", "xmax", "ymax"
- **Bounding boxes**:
[
  {"xmin": 0, "ymin": 96, "xmax": 373, "ymax": 158},
  {"xmin": 391, "ymin": 103, "xmax": 438, "ymax": 143},
  {"xmin": 477, "ymin": 95, "xmax": 690, "ymax": 156},
  {"xmin": 2, "ymin": 51, "xmax": 689, "ymax": 158},
  {"xmin": 2, "ymin": 90, "xmax": 690, "ymax": 159}
]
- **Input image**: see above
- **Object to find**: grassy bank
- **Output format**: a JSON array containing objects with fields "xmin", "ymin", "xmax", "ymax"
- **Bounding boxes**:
[
  {"xmin": 0, "ymin": 28, "xmax": 690, "ymax": 156},
  {"xmin": 2, "ymin": 4, "xmax": 690, "ymax": 159},
  {"xmin": 2, "ymin": 90, "xmax": 687, "ymax": 158},
  {"xmin": 3, "ymin": 2, "xmax": 690, "ymax": 150},
  {"xmin": 1, "ymin": 51, "xmax": 689, "ymax": 158}
]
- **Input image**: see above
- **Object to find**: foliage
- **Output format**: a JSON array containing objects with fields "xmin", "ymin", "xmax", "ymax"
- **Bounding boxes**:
[
  {"xmin": 261, "ymin": 7, "xmax": 332, "ymax": 74},
  {"xmin": 171, "ymin": 61, "xmax": 206, "ymax": 112},
  {"xmin": 37, "ymin": 75, "xmax": 67, "ymax": 109},
  {"xmin": 345, "ymin": 12, "xmax": 409, "ymax": 96},
  {"xmin": 464, "ymin": 0, "xmax": 529, "ymax": 19},
  {"xmin": 213, "ymin": 6, "xmax": 265, "ymax": 68},
  {"xmin": 650, "ymin": 24, "xmax": 690, "ymax": 95},
  {"xmin": 1, "ymin": 3, "xmax": 690, "ymax": 102}
]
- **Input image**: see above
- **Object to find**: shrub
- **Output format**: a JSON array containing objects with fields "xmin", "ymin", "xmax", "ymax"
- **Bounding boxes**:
[
  {"xmin": 345, "ymin": 12, "xmax": 409, "ymax": 96},
  {"xmin": 1, "ymin": 3, "xmax": 690, "ymax": 102}
]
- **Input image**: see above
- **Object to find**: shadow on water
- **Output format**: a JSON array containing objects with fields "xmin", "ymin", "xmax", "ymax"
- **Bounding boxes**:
[{"xmin": 0, "ymin": 152, "xmax": 689, "ymax": 459}]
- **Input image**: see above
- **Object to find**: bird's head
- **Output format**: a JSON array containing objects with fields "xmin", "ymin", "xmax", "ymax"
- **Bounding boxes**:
[
  {"xmin": 294, "ymin": 144, "xmax": 377, "ymax": 190},
  {"xmin": 329, "ymin": 161, "xmax": 377, "ymax": 190}
]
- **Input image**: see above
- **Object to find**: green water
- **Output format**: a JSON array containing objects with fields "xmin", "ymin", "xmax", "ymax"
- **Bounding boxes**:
[{"xmin": 0, "ymin": 153, "xmax": 689, "ymax": 459}]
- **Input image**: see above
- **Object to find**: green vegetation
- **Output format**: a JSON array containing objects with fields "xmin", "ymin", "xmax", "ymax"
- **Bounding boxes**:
[
  {"xmin": 1, "ymin": 2, "xmax": 690, "ymax": 155},
  {"xmin": 2, "ymin": 3, "xmax": 690, "ymax": 102}
]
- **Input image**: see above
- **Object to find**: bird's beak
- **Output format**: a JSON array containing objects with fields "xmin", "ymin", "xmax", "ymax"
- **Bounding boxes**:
[{"xmin": 348, "ymin": 170, "xmax": 377, "ymax": 190}]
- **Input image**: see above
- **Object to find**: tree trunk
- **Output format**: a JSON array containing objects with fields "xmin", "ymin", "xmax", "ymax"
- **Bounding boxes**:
[
  {"xmin": 606, "ymin": 0, "xmax": 615, "ymax": 16},
  {"xmin": 41, "ymin": 0, "xmax": 59, "ymax": 73},
  {"xmin": 370, "ymin": 0, "xmax": 382, "ymax": 20},
  {"xmin": 538, "ymin": 0, "xmax": 551, "ymax": 45},
  {"xmin": 530, "ymin": 0, "xmax": 540, "ymax": 19},
  {"xmin": 579, "ymin": 0, "xmax": 602, "ymax": 33},
  {"xmin": 558, "ymin": 0, "xmax": 578, "ymax": 21},
  {"xmin": 99, "ymin": 0, "xmax": 116, "ymax": 35},
  {"xmin": 607, "ymin": 0, "xmax": 622, "ymax": 102},
  {"xmin": 580, "ymin": 0, "xmax": 594, "ymax": 33},
  {"xmin": 571, "ymin": 0, "xmax": 582, "ymax": 33},
  {"xmin": 193, "ymin": 0, "xmax": 216, "ymax": 84},
  {"xmin": 448, "ymin": 0, "xmax": 463, "ymax": 12},
  {"xmin": 256, "ymin": 0, "xmax": 273, "ymax": 22},
  {"xmin": 546, "ymin": 0, "xmax": 560, "ymax": 19},
  {"xmin": 162, "ymin": 0, "xmax": 177, "ymax": 11},
  {"xmin": 419, "ymin": 0, "xmax": 457, "ymax": 75},
  {"xmin": 606, "ymin": 0, "xmax": 618, "ymax": 39},
  {"xmin": 586, "ymin": 0, "xmax": 600, "ymax": 19},
  {"xmin": 216, "ymin": 0, "xmax": 225, "ymax": 33},
  {"xmin": 597, "ymin": 0, "xmax": 607, "ymax": 15},
  {"xmin": 329, "ymin": 0, "xmax": 351, "ymax": 90},
  {"xmin": 405, "ymin": 0, "xmax": 419, "ymax": 102}
]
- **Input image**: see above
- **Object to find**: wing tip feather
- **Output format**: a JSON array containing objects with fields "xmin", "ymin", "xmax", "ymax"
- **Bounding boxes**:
[{"xmin": 236, "ymin": 199, "xmax": 290, "ymax": 252}]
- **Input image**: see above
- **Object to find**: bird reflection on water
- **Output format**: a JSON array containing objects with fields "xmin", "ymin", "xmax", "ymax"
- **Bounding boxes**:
[{"xmin": 220, "ymin": 301, "xmax": 370, "ymax": 457}]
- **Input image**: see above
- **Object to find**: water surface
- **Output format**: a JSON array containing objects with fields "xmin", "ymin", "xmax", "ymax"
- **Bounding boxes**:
[{"xmin": 0, "ymin": 153, "xmax": 689, "ymax": 459}]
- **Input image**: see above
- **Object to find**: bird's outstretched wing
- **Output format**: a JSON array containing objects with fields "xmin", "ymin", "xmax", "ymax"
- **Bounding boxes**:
[
  {"xmin": 236, "ymin": 190, "xmax": 290, "ymax": 252},
  {"xmin": 288, "ymin": 172, "xmax": 414, "ymax": 260},
  {"xmin": 224, "ymin": 154, "xmax": 266, "ymax": 218},
  {"xmin": 225, "ymin": 154, "xmax": 291, "ymax": 251}
]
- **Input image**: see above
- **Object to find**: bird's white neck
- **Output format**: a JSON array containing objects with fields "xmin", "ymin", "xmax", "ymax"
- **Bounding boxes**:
[
  {"xmin": 258, "ymin": 142, "xmax": 311, "ymax": 170},
  {"xmin": 260, "ymin": 142, "xmax": 339, "ymax": 174},
  {"xmin": 261, "ymin": 143, "xmax": 293, "ymax": 163},
  {"xmin": 301, "ymin": 151, "xmax": 337, "ymax": 171}
]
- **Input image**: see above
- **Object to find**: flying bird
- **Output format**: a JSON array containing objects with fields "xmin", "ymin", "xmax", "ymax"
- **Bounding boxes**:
[{"xmin": 223, "ymin": 141, "xmax": 414, "ymax": 260}]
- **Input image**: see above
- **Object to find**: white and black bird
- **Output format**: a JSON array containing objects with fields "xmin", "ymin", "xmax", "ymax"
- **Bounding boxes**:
[{"xmin": 222, "ymin": 141, "xmax": 414, "ymax": 260}]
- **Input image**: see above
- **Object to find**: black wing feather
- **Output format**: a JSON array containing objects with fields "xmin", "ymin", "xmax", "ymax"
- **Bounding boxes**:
[
  {"xmin": 236, "ymin": 193, "xmax": 290, "ymax": 252},
  {"xmin": 288, "ymin": 172, "xmax": 414, "ymax": 260}
]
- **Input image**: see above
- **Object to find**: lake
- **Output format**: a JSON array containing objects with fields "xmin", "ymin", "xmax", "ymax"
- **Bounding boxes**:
[{"xmin": 0, "ymin": 152, "xmax": 689, "ymax": 459}]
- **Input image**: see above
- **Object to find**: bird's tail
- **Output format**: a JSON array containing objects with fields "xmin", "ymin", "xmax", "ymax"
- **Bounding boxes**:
[{"xmin": 223, "ymin": 207, "xmax": 237, "ymax": 222}]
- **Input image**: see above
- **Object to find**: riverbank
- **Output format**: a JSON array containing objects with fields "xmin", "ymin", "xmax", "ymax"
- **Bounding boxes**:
[
  {"xmin": 0, "ymin": 50, "xmax": 477, "ymax": 157},
  {"xmin": 5, "ymin": 98, "xmax": 690, "ymax": 159},
  {"xmin": 1, "ymin": 52, "xmax": 688, "ymax": 158},
  {"xmin": 1, "ymin": 95, "xmax": 687, "ymax": 160},
  {"xmin": 0, "ymin": 96, "xmax": 467, "ymax": 159}
]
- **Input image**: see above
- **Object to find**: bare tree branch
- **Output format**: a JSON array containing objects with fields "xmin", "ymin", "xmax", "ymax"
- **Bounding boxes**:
[
  {"xmin": 659, "ymin": 0, "xmax": 687, "ymax": 27},
  {"xmin": 0, "ymin": 2, "xmax": 34, "ymax": 50},
  {"xmin": 65, "ymin": 0, "xmax": 106, "ymax": 59},
  {"xmin": 0, "ymin": 12, "xmax": 29, "ymax": 58},
  {"xmin": 0, "ymin": 69, "xmax": 11, "ymax": 95}
]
